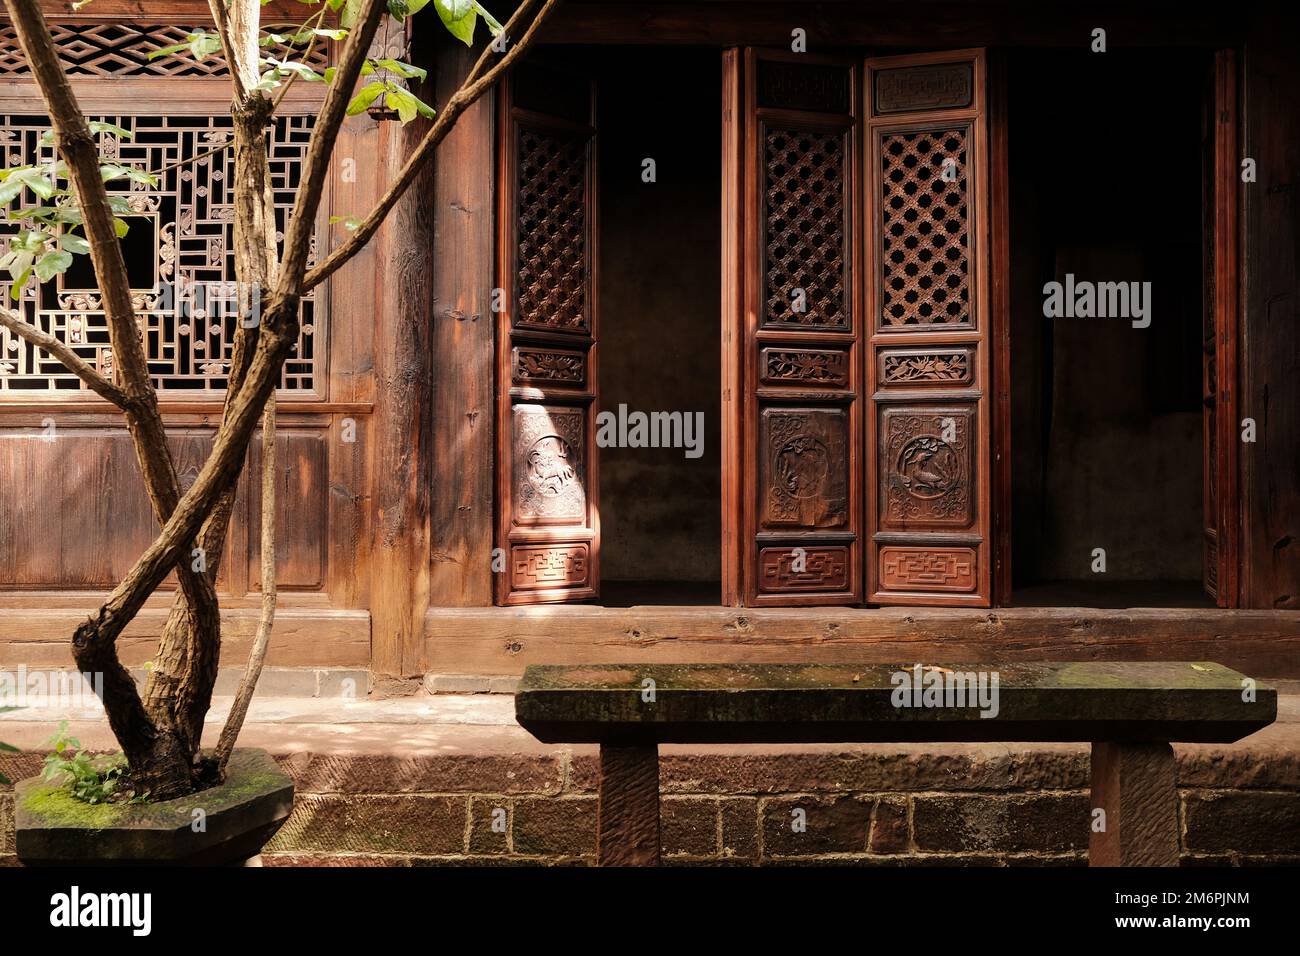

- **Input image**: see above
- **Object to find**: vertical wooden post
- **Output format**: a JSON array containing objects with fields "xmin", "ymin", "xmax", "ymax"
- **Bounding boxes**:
[
  {"xmin": 596, "ymin": 744, "xmax": 661, "ymax": 866},
  {"xmin": 1089, "ymin": 741, "xmax": 1180, "ymax": 867}
]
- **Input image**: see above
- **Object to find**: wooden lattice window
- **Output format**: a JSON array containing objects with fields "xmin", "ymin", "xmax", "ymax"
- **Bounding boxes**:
[
  {"xmin": 513, "ymin": 125, "xmax": 589, "ymax": 334},
  {"xmin": 762, "ymin": 126, "xmax": 849, "ymax": 329},
  {"xmin": 0, "ymin": 22, "xmax": 327, "ymax": 77},
  {"xmin": 0, "ymin": 113, "xmax": 319, "ymax": 393},
  {"xmin": 878, "ymin": 127, "xmax": 971, "ymax": 328}
]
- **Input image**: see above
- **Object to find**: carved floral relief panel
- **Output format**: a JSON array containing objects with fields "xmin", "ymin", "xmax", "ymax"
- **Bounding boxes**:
[
  {"xmin": 760, "ymin": 407, "xmax": 849, "ymax": 529},
  {"xmin": 879, "ymin": 406, "xmax": 974, "ymax": 528},
  {"xmin": 512, "ymin": 404, "xmax": 587, "ymax": 525}
]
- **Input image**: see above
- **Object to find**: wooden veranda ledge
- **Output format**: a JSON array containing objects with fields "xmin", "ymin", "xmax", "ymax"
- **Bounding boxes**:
[{"xmin": 515, "ymin": 661, "xmax": 1277, "ymax": 867}]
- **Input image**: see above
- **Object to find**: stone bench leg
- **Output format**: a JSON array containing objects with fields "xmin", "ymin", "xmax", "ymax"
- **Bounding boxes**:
[
  {"xmin": 596, "ymin": 744, "xmax": 661, "ymax": 866},
  {"xmin": 1089, "ymin": 741, "xmax": 1179, "ymax": 867}
]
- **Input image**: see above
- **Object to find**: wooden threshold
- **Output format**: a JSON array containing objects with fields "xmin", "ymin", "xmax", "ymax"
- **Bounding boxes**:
[
  {"xmin": 425, "ymin": 604, "xmax": 1300, "ymax": 679},
  {"xmin": 0, "ymin": 607, "xmax": 370, "ymax": 667}
]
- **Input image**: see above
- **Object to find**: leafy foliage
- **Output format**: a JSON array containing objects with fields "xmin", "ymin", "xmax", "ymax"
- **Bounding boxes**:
[
  {"xmin": 40, "ymin": 720, "xmax": 127, "ymax": 804},
  {"xmin": 0, "ymin": 0, "xmax": 500, "ymax": 299},
  {"xmin": 0, "ymin": 707, "xmax": 18, "ymax": 787}
]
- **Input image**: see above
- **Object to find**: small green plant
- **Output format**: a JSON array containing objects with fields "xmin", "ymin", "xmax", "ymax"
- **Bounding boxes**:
[{"xmin": 41, "ymin": 720, "xmax": 125, "ymax": 804}]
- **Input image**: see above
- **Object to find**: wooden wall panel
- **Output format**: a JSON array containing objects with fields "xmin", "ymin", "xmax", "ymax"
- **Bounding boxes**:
[{"xmin": 1241, "ymin": 7, "xmax": 1300, "ymax": 610}]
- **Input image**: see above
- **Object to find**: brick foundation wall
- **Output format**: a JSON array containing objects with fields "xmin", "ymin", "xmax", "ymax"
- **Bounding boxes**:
[{"xmin": 8, "ymin": 743, "xmax": 1292, "ymax": 866}]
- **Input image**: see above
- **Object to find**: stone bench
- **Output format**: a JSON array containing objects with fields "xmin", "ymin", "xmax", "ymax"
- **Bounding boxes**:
[{"xmin": 515, "ymin": 661, "xmax": 1276, "ymax": 866}]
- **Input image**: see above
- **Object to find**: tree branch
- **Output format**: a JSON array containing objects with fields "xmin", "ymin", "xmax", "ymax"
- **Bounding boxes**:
[
  {"xmin": 302, "ymin": 0, "xmax": 558, "ymax": 294},
  {"xmin": 0, "ymin": 304, "xmax": 130, "ymax": 408}
]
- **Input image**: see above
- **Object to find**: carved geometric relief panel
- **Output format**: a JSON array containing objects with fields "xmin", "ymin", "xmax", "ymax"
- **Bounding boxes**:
[
  {"xmin": 763, "ymin": 126, "xmax": 849, "ymax": 330},
  {"xmin": 760, "ymin": 407, "xmax": 848, "ymax": 529},
  {"xmin": 511, "ymin": 543, "xmax": 589, "ymax": 591},
  {"xmin": 879, "ymin": 406, "xmax": 974, "ymax": 528},
  {"xmin": 0, "ymin": 113, "xmax": 319, "ymax": 393},
  {"xmin": 878, "ymin": 126, "xmax": 971, "ymax": 330},
  {"xmin": 512, "ymin": 404, "xmax": 587, "ymax": 525},
  {"xmin": 514, "ymin": 125, "xmax": 589, "ymax": 335},
  {"xmin": 761, "ymin": 347, "xmax": 850, "ymax": 388},
  {"xmin": 879, "ymin": 347, "xmax": 973, "ymax": 387},
  {"xmin": 511, "ymin": 346, "xmax": 586, "ymax": 388},
  {"xmin": 879, "ymin": 546, "xmax": 977, "ymax": 592},
  {"xmin": 874, "ymin": 63, "xmax": 973, "ymax": 115},
  {"xmin": 758, "ymin": 545, "xmax": 849, "ymax": 593}
]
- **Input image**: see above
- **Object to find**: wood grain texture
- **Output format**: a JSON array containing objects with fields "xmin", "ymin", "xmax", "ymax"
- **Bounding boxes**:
[
  {"xmin": 1089, "ymin": 741, "xmax": 1179, "ymax": 867},
  {"xmin": 596, "ymin": 743, "xmax": 661, "ymax": 866},
  {"xmin": 426, "ymin": 604, "xmax": 1300, "ymax": 677},
  {"xmin": 1241, "ymin": 9, "xmax": 1300, "ymax": 610}
]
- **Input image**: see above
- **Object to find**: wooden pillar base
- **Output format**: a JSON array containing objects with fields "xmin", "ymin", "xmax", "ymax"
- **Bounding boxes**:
[
  {"xmin": 1089, "ymin": 741, "xmax": 1180, "ymax": 867},
  {"xmin": 596, "ymin": 744, "xmax": 661, "ymax": 866}
]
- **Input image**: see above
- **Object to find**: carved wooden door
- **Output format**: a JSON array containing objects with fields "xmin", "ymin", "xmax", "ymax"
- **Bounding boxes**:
[
  {"xmin": 1201, "ymin": 50, "xmax": 1239, "ymax": 607},
  {"xmin": 738, "ymin": 49, "xmax": 864, "ymax": 606},
  {"xmin": 863, "ymin": 49, "xmax": 993, "ymax": 607},
  {"xmin": 495, "ymin": 61, "xmax": 599, "ymax": 605}
]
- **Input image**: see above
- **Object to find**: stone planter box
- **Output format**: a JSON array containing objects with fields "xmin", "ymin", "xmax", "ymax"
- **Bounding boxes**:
[{"xmin": 15, "ymin": 748, "xmax": 293, "ymax": 866}]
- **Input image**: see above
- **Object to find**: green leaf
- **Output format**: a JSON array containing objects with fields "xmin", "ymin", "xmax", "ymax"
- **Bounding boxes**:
[
  {"xmin": 7, "ymin": 266, "xmax": 29, "ymax": 299},
  {"xmin": 435, "ymin": 0, "xmax": 477, "ymax": 45},
  {"xmin": 111, "ymin": 218, "xmax": 131, "ymax": 238},
  {"xmin": 472, "ymin": 1, "xmax": 503, "ymax": 35},
  {"xmin": 329, "ymin": 214, "xmax": 361, "ymax": 230},
  {"xmin": 388, "ymin": 0, "xmax": 411, "ymax": 21},
  {"xmin": 376, "ymin": 58, "xmax": 427, "ymax": 81},
  {"xmin": 345, "ymin": 81, "xmax": 387, "ymax": 115},
  {"xmin": 340, "ymin": 0, "xmax": 365, "ymax": 27},
  {"xmin": 0, "ymin": 178, "xmax": 27, "ymax": 206},
  {"xmin": 61, "ymin": 233, "xmax": 90, "ymax": 255},
  {"xmin": 35, "ymin": 250, "xmax": 72, "ymax": 282},
  {"xmin": 88, "ymin": 121, "xmax": 132, "ymax": 140},
  {"xmin": 147, "ymin": 41, "xmax": 192, "ymax": 60},
  {"xmin": 386, "ymin": 89, "xmax": 425, "ymax": 124}
]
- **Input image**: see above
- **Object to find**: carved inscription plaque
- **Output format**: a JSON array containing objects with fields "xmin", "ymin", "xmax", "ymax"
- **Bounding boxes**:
[
  {"xmin": 879, "ymin": 546, "xmax": 977, "ymax": 592},
  {"xmin": 758, "ymin": 546, "xmax": 850, "ymax": 593},
  {"xmin": 874, "ymin": 62, "xmax": 973, "ymax": 114},
  {"xmin": 511, "ymin": 543, "xmax": 589, "ymax": 591},
  {"xmin": 880, "ymin": 407, "xmax": 974, "ymax": 528},
  {"xmin": 760, "ymin": 408, "xmax": 849, "ymax": 529},
  {"xmin": 513, "ymin": 404, "xmax": 587, "ymax": 524}
]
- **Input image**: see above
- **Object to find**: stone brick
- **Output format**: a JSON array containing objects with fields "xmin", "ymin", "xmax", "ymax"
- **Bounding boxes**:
[
  {"xmin": 264, "ymin": 852, "xmax": 413, "ymax": 866},
  {"xmin": 512, "ymin": 796, "xmax": 596, "ymax": 856},
  {"xmin": 424, "ymin": 674, "xmax": 491, "ymax": 695},
  {"xmin": 869, "ymin": 797, "xmax": 909, "ymax": 854},
  {"xmin": 276, "ymin": 752, "xmax": 563, "ymax": 795},
  {"xmin": 317, "ymin": 670, "xmax": 371, "ymax": 699},
  {"xmin": 566, "ymin": 752, "xmax": 600, "ymax": 792},
  {"xmin": 0, "ymin": 793, "xmax": 11, "ymax": 854},
  {"xmin": 469, "ymin": 797, "xmax": 511, "ymax": 854},
  {"xmin": 662, "ymin": 797, "xmax": 718, "ymax": 857},
  {"xmin": 1177, "ymin": 745, "xmax": 1300, "ymax": 790},
  {"xmin": 1182, "ymin": 791, "xmax": 1300, "ymax": 854},
  {"xmin": 266, "ymin": 794, "xmax": 467, "ymax": 855},
  {"xmin": 912, "ymin": 793, "xmax": 1089, "ymax": 854},
  {"xmin": 761, "ymin": 795, "xmax": 871, "ymax": 856},
  {"xmin": 720, "ymin": 797, "xmax": 759, "ymax": 861}
]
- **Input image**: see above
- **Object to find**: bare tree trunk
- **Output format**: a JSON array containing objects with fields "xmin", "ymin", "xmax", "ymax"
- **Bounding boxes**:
[{"xmin": 214, "ymin": 396, "xmax": 277, "ymax": 774}]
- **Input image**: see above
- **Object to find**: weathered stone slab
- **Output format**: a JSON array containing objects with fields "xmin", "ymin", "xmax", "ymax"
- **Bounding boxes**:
[
  {"xmin": 15, "ymin": 748, "xmax": 293, "ymax": 866},
  {"xmin": 515, "ymin": 662, "xmax": 1275, "ymax": 745}
]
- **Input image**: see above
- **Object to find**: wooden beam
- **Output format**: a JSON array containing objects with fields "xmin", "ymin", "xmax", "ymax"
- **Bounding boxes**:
[
  {"xmin": 538, "ymin": 2, "xmax": 1241, "ymax": 48},
  {"xmin": 426, "ymin": 604, "xmax": 1300, "ymax": 677},
  {"xmin": 1241, "ymin": 7, "xmax": 1300, "ymax": 610},
  {"xmin": 429, "ymin": 36, "xmax": 497, "ymax": 609}
]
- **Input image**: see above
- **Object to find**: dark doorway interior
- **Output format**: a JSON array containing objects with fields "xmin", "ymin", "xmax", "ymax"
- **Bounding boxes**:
[
  {"xmin": 1007, "ymin": 48, "xmax": 1213, "ymax": 608},
  {"xmin": 593, "ymin": 47, "xmax": 723, "ymax": 606}
]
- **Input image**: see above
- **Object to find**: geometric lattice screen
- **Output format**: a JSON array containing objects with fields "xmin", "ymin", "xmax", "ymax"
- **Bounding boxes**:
[
  {"xmin": 0, "ymin": 23, "xmax": 326, "ymax": 77},
  {"xmin": 0, "ymin": 113, "xmax": 318, "ymax": 393}
]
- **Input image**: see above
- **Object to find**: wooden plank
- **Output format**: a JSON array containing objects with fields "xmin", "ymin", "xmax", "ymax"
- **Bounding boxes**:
[
  {"xmin": 538, "ymin": 2, "xmax": 1240, "ymax": 48},
  {"xmin": 1089, "ymin": 741, "xmax": 1179, "ymax": 867},
  {"xmin": 429, "ymin": 37, "xmax": 496, "ymax": 608},
  {"xmin": 515, "ymin": 661, "xmax": 1276, "ymax": 744},
  {"xmin": 988, "ymin": 49, "xmax": 1013, "ymax": 606},
  {"xmin": 0, "ymin": 607, "xmax": 370, "ymax": 666},
  {"xmin": 1241, "ymin": 8, "xmax": 1300, "ymax": 610},
  {"xmin": 596, "ymin": 744, "xmax": 661, "ymax": 866},
  {"xmin": 720, "ymin": 48, "xmax": 744, "ymax": 607},
  {"xmin": 426, "ymin": 604, "xmax": 1300, "ymax": 677}
]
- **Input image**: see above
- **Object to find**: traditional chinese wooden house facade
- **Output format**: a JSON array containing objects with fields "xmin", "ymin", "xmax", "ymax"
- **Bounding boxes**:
[{"xmin": 0, "ymin": 1, "xmax": 1297, "ymax": 682}]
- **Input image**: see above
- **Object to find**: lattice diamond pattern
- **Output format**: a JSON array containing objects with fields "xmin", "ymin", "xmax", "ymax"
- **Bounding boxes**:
[
  {"xmin": 763, "ymin": 127, "xmax": 848, "ymax": 329},
  {"xmin": 515, "ymin": 126, "xmax": 588, "ymax": 333},
  {"xmin": 879, "ymin": 128, "xmax": 970, "ymax": 327},
  {"xmin": 0, "ymin": 23, "xmax": 327, "ymax": 77},
  {"xmin": 0, "ymin": 113, "xmax": 319, "ymax": 393}
]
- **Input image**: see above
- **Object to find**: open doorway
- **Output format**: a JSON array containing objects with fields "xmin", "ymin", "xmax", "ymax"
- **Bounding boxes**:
[
  {"xmin": 1007, "ymin": 48, "xmax": 1214, "ymax": 608},
  {"xmin": 593, "ymin": 47, "xmax": 723, "ymax": 606}
]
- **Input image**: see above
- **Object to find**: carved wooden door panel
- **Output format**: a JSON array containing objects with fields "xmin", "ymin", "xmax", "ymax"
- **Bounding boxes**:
[
  {"xmin": 864, "ymin": 50, "xmax": 993, "ymax": 607},
  {"xmin": 1201, "ymin": 50, "xmax": 1239, "ymax": 606},
  {"xmin": 495, "ymin": 61, "xmax": 599, "ymax": 605},
  {"xmin": 739, "ymin": 50, "xmax": 863, "ymax": 606}
]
